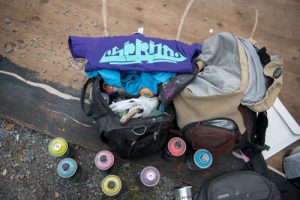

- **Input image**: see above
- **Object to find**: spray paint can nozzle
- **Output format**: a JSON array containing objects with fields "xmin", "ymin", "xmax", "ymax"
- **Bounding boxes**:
[
  {"xmin": 140, "ymin": 166, "xmax": 160, "ymax": 187},
  {"xmin": 48, "ymin": 137, "xmax": 71, "ymax": 158},
  {"xmin": 194, "ymin": 149, "xmax": 213, "ymax": 169},
  {"xmin": 164, "ymin": 137, "xmax": 187, "ymax": 162},
  {"xmin": 139, "ymin": 88, "xmax": 154, "ymax": 98},
  {"xmin": 95, "ymin": 150, "xmax": 114, "ymax": 172},
  {"xmin": 57, "ymin": 158, "xmax": 82, "ymax": 181},
  {"xmin": 101, "ymin": 175, "xmax": 122, "ymax": 197},
  {"xmin": 186, "ymin": 149, "xmax": 213, "ymax": 170}
]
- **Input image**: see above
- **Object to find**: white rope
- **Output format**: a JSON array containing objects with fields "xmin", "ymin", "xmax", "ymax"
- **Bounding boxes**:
[{"xmin": 176, "ymin": 0, "xmax": 195, "ymax": 40}]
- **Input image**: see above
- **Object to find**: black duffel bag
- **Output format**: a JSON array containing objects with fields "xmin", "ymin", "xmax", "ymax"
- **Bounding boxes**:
[{"xmin": 80, "ymin": 64, "xmax": 198, "ymax": 158}]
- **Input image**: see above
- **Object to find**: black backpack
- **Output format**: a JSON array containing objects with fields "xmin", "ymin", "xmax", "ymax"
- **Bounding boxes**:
[
  {"xmin": 80, "ymin": 63, "xmax": 199, "ymax": 158},
  {"xmin": 195, "ymin": 170, "xmax": 281, "ymax": 200}
]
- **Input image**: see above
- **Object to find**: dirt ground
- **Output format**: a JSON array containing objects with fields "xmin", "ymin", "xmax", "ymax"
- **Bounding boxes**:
[
  {"xmin": 0, "ymin": 0, "xmax": 299, "ymax": 121},
  {"xmin": 0, "ymin": 119, "xmax": 184, "ymax": 200}
]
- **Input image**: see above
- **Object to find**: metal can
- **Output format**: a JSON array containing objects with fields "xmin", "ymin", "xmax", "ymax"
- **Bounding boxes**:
[
  {"xmin": 57, "ymin": 158, "xmax": 82, "ymax": 182},
  {"xmin": 101, "ymin": 175, "xmax": 122, "ymax": 197},
  {"xmin": 95, "ymin": 150, "xmax": 114, "ymax": 172},
  {"xmin": 102, "ymin": 83, "xmax": 127, "ymax": 96},
  {"xmin": 175, "ymin": 186, "xmax": 193, "ymax": 200},
  {"xmin": 164, "ymin": 137, "xmax": 186, "ymax": 162},
  {"xmin": 48, "ymin": 137, "xmax": 70, "ymax": 158},
  {"xmin": 193, "ymin": 149, "xmax": 213, "ymax": 169},
  {"xmin": 140, "ymin": 166, "xmax": 160, "ymax": 187},
  {"xmin": 139, "ymin": 88, "xmax": 154, "ymax": 98},
  {"xmin": 102, "ymin": 83, "xmax": 115, "ymax": 94}
]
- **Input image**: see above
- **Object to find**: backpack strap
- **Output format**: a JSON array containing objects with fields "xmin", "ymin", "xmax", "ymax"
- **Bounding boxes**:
[
  {"xmin": 80, "ymin": 78, "xmax": 95, "ymax": 116},
  {"xmin": 253, "ymin": 112, "xmax": 269, "ymax": 150},
  {"xmin": 159, "ymin": 59, "xmax": 200, "ymax": 108},
  {"xmin": 247, "ymin": 111, "xmax": 270, "ymax": 155}
]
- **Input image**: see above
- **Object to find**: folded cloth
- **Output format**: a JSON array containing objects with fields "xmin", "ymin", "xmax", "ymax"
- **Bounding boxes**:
[
  {"xmin": 109, "ymin": 96, "xmax": 159, "ymax": 118},
  {"xmin": 87, "ymin": 69, "xmax": 175, "ymax": 95},
  {"xmin": 69, "ymin": 33, "xmax": 201, "ymax": 73},
  {"xmin": 122, "ymin": 71, "xmax": 175, "ymax": 95},
  {"xmin": 87, "ymin": 69, "xmax": 122, "ymax": 87}
]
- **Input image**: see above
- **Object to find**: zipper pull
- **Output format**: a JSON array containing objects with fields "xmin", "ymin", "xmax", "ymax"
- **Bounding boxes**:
[
  {"xmin": 127, "ymin": 141, "xmax": 136, "ymax": 156},
  {"xmin": 153, "ymin": 132, "xmax": 158, "ymax": 140}
]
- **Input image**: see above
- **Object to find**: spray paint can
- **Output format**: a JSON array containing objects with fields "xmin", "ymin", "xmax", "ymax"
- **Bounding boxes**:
[
  {"xmin": 95, "ymin": 150, "xmax": 114, "ymax": 172},
  {"xmin": 102, "ymin": 83, "xmax": 115, "ymax": 94},
  {"xmin": 175, "ymin": 186, "xmax": 193, "ymax": 200},
  {"xmin": 101, "ymin": 175, "xmax": 122, "ymax": 197},
  {"xmin": 194, "ymin": 149, "xmax": 213, "ymax": 169},
  {"xmin": 139, "ymin": 88, "xmax": 155, "ymax": 98},
  {"xmin": 102, "ymin": 83, "xmax": 127, "ymax": 96},
  {"xmin": 186, "ymin": 149, "xmax": 213, "ymax": 170},
  {"xmin": 48, "ymin": 137, "xmax": 73, "ymax": 158},
  {"xmin": 139, "ymin": 166, "xmax": 160, "ymax": 187},
  {"xmin": 164, "ymin": 137, "xmax": 187, "ymax": 162},
  {"xmin": 57, "ymin": 158, "xmax": 82, "ymax": 182}
]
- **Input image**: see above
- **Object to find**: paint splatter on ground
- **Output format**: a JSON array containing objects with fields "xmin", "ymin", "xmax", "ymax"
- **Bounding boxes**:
[{"xmin": 0, "ymin": 119, "xmax": 183, "ymax": 200}]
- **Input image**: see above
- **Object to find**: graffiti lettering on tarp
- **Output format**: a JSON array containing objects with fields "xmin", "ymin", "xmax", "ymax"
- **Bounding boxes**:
[{"xmin": 99, "ymin": 39, "xmax": 187, "ymax": 65}]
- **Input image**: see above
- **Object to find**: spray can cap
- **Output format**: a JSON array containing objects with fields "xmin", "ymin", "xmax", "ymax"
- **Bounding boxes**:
[
  {"xmin": 57, "ymin": 158, "xmax": 78, "ymax": 178},
  {"xmin": 193, "ymin": 149, "xmax": 213, "ymax": 169},
  {"xmin": 95, "ymin": 150, "xmax": 114, "ymax": 170},
  {"xmin": 48, "ymin": 137, "xmax": 68, "ymax": 157},
  {"xmin": 101, "ymin": 175, "xmax": 122, "ymax": 196},
  {"xmin": 139, "ymin": 88, "xmax": 154, "ymax": 98},
  {"xmin": 168, "ymin": 137, "xmax": 186, "ymax": 157},
  {"xmin": 140, "ymin": 166, "xmax": 160, "ymax": 187}
]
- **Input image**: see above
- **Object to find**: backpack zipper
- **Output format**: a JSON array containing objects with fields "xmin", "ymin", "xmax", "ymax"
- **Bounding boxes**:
[
  {"xmin": 153, "ymin": 132, "xmax": 158, "ymax": 141},
  {"xmin": 127, "ymin": 141, "xmax": 136, "ymax": 156}
]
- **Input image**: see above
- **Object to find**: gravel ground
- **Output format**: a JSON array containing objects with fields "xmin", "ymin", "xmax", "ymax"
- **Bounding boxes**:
[{"xmin": 0, "ymin": 119, "xmax": 184, "ymax": 200}]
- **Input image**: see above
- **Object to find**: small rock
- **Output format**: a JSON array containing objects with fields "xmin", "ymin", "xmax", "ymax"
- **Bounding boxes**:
[
  {"xmin": 91, "ymin": 21, "xmax": 98, "ymax": 27},
  {"xmin": 5, "ymin": 123, "xmax": 14, "ymax": 131},
  {"xmin": 130, "ymin": 185, "xmax": 140, "ymax": 192},
  {"xmin": 64, "ymin": 10, "xmax": 69, "ymax": 16},
  {"xmin": 4, "ymin": 42, "xmax": 16, "ymax": 53},
  {"xmin": 54, "ymin": 191, "xmax": 60, "ymax": 198},
  {"xmin": 216, "ymin": 22, "xmax": 223, "ymax": 27},
  {"xmin": 12, "ymin": 163, "xmax": 19, "ymax": 167},
  {"xmin": 21, "ymin": 18, "xmax": 26, "ymax": 23},
  {"xmin": 4, "ymin": 18, "xmax": 13, "ymax": 24},
  {"xmin": 10, "ymin": 174, "xmax": 15, "ymax": 180},
  {"xmin": 19, "ymin": 154, "xmax": 23, "ymax": 162},
  {"xmin": 17, "ymin": 39, "xmax": 24, "ymax": 44},
  {"xmin": 2, "ymin": 168, "xmax": 8, "ymax": 176},
  {"xmin": 123, "ymin": 163, "xmax": 130, "ymax": 168}
]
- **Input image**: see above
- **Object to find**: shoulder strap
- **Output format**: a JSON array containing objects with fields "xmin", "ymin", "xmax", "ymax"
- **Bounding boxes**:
[
  {"xmin": 159, "ymin": 59, "xmax": 200, "ymax": 108},
  {"xmin": 253, "ymin": 112, "xmax": 269, "ymax": 150},
  {"xmin": 80, "ymin": 78, "xmax": 95, "ymax": 116}
]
